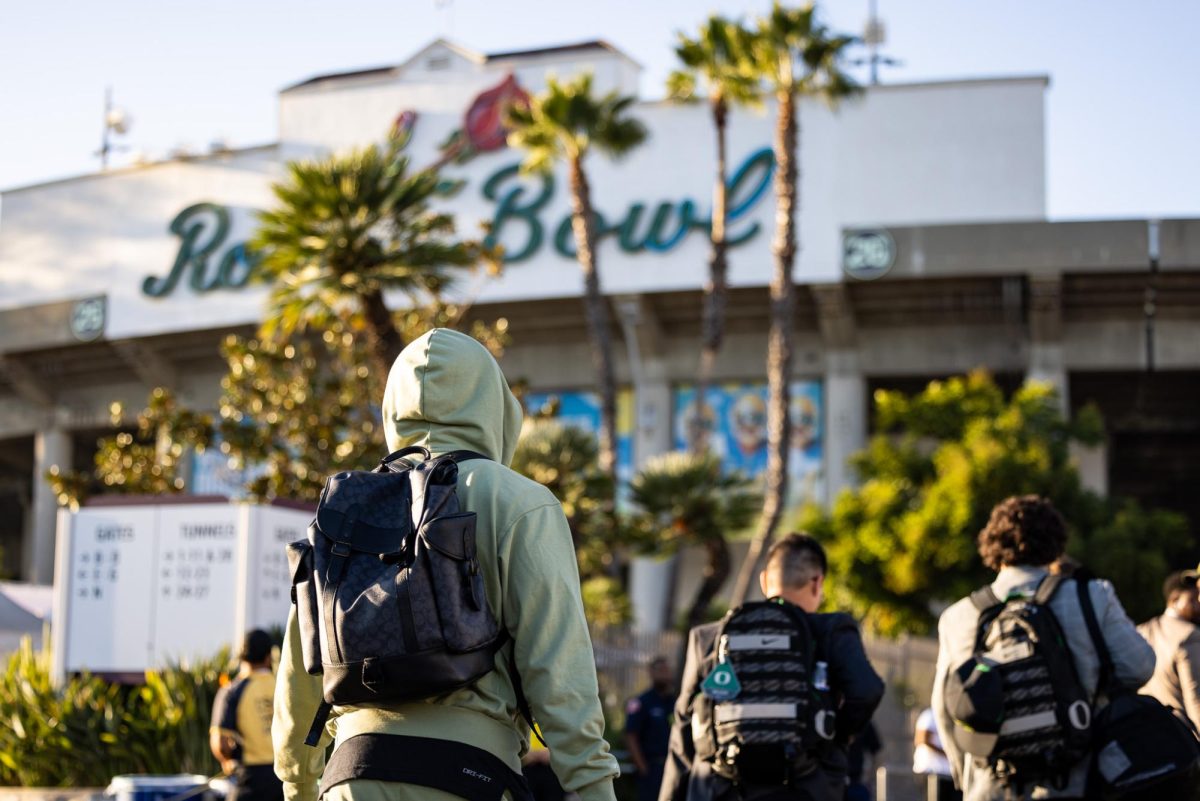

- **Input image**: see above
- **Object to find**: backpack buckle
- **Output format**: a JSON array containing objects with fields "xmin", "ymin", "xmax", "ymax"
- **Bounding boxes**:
[{"xmin": 331, "ymin": 541, "xmax": 352, "ymax": 557}]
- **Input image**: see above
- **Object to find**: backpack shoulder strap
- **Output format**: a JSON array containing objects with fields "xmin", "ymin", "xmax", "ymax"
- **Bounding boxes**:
[
  {"xmin": 970, "ymin": 585, "xmax": 1002, "ymax": 612},
  {"xmin": 970, "ymin": 586, "xmax": 1005, "ymax": 650},
  {"xmin": 1033, "ymin": 572, "xmax": 1065, "ymax": 605},
  {"xmin": 445, "ymin": 450, "xmax": 491, "ymax": 463},
  {"xmin": 500, "ymin": 631, "xmax": 547, "ymax": 747},
  {"xmin": 1075, "ymin": 571, "xmax": 1118, "ymax": 698}
]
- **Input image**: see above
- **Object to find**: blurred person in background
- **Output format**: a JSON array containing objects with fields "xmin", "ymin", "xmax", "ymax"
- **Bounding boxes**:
[
  {"xmin": 524, "ymin": 724, "xmax": 567, "ymax": 801},
  {"xmin": 912, "ymin": 707, "xmax": 957, "ymax": 801},
  {"xmin": 844, "ymin": 719, "xmax": 882, "ymax": 801},
  {"xmin": 211, "ymin": 629, "xmax": 283, "ymax": 801},
  {"xmin": 1138, "ymin": 569, "xmax": 1200, "ymax": 729},
  {"xmin": 626, "ymin": 657, "xmax": 675, "ymax": 801},
  {"xmin": 932, "ymin": 495, "xmax": 1154, "ymax": 800}
]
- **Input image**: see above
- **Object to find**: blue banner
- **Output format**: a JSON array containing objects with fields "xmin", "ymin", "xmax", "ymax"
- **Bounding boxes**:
[{"xmin": 673, "ymin": 381, "xmax": 824, "ymax": 507}]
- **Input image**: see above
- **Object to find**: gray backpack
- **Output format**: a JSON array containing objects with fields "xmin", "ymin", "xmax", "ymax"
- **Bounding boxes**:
[{"xmin": 287, "ymin": 447, "xmax": 505, "ymax": 745}]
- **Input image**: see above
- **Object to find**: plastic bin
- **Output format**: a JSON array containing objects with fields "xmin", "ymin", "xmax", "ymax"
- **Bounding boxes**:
[{"xmin": 106, "ymin": 775, "xmax": 211, "ymax": 801}]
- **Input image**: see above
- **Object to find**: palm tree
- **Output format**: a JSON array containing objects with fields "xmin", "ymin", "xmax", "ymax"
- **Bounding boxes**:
[
  {"xmin": 667, "ymin": 16, "xmax": 760, "ymax": 452},
  {"xmin": 251, "ymin": 134, "xmax": 490, "ymax": 380},
  {"xmin": 630, "ymin": 452, "xmax": 760, "ymax": 631},
  {"xmin": 506, "ymin": 73, "xmax": 648, "ymax": 489},
  {"xmin": 729, "ymin": 3, "xmax": 859, "ymax": 606}
]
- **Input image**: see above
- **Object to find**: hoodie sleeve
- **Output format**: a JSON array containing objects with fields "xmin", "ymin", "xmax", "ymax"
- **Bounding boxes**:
[
  {"xmin": 825, "ymin": 614, "xmax": 885, "ymax": 742},
  {"xmin": 502, "ymin": 501, "xmax": 619, "ymax": 801},
  {"xmin": 272, "ymin": 608, "xmax": 335, "ymax": 801}
]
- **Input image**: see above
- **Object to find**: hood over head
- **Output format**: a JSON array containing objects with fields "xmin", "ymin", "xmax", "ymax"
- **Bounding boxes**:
[{"xmin": 382, "ymin": 328, "xmax": 524, "ymax": 465}]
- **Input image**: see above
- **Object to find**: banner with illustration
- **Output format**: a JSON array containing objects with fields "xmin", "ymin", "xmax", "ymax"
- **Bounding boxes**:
[
  {"xmin": 673, "ymin": 381, "xmax": 824, "ymax": 508},
  {"xmin": 524, "ymin": 389, "xmax": 636, "ymax": 487}
]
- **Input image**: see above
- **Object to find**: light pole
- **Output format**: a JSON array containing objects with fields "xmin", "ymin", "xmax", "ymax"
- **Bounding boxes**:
[
  {"xmin": 852, "ymin": 0, "xmax": 901, "ymax": 85},
  {"xmin": 97, "ymin": 87, "xmax": 132, "ymax": 169},
  {"xmin": 1145, "ymin": 219, "xmax": 1160, "ymax": 372}
]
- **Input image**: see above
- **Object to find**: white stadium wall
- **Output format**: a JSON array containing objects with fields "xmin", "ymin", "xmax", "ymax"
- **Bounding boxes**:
[{"xmin": 0, "ymin": 77, "xmax": 1046, "ymax": 342}]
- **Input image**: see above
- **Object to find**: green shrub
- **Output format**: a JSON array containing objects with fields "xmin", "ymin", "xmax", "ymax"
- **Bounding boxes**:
[{"xmin": 0, "ymin": 638, "xmax": 228, "ymax": 787}]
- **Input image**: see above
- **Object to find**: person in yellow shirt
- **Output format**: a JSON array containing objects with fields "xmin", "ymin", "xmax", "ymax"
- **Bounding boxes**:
[{"xmin": 212, "ymin": 629, "xmax": 283, "ymax": 801}]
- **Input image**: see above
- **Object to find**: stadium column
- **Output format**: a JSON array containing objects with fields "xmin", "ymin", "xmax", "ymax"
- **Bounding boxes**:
[
  {"xmin": 824, "ymin": 352, "xmax": 867, "ymax": 501},
  {"xmin": 614, "ymin": 294, "xmax": 676, "ymax": 633},
  {"xmin": 1027, "ymin": 276, "xmax": 1107, "ymax": 496},
  {"xmin": 29, "ymin": 424, "xmax": 70, "ymax": 584},
  {"xmin": 812, "ymin": 284, "xmax": 866, "ymax": 500},
  {"xmin": 1027, "ymin": 276, "xmax": 1069, "ymax": 412}
]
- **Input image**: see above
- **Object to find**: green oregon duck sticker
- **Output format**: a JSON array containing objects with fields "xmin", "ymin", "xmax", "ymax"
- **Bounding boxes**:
[{"xmin": 701, "ymin": 662, "xmax": 742, "ymax": 701}]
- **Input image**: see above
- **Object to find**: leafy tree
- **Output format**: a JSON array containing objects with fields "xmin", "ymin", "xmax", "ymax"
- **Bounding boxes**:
[
  {"xmin": 668, "ymin": 16, "xmax": 760, "ymax": 452},
  {"xmin": 51, "ymin": 309, "xmax": 508, "ymax": 506},
  {"xmin": 506, "ymin": 73, "xmax": 648, "ymax": 491},
  {"xmin": 47, "ymin": 388, "xmax": 214, "ymax": 508},
  {"xmin": 216, "ymin": 296, "xmax": 508, "ymax": 501},
  {"xmin": 797, "ymin": 371, "xmax": 1193, "ymax": 635},
  {"xmin": 730, "ymin": 3, "xmax": 859, "ymax": 605},
  {"xmin": 251, "ymin": 132, "xmax": 495, "ymax": 380},
  {"xmin": 1070, "ymin": 499, "xmax": 1192, "ymax": 624},
  {"xmin": 215, "ymin": 323, "xmax": 380, "ymax": 501},
  {"xmin": 0, "ymin": 639, "xmax": 228, "ymax": 786},
  {"xmin": 629, "ymin": 452, "xmax": 761, "ymax": 631},
  {"xmin": 510, "ymin": 419, "xmax": 628, "ymax": 626}
]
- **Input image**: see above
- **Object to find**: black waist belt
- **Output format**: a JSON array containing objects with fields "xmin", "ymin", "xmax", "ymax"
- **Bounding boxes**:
[{"xmin": 321, "ymin": 733, "xmax": 533, "ymax": 801}]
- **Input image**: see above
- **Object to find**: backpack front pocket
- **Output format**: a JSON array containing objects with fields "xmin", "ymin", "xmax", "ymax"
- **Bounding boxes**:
[
  {"xmin": 419, "ymin": 512, "xmax": 499, "ymax": 653},
  {"xmin": 286, "ymin": 538, "xmax": 322, "ymax": 675}
]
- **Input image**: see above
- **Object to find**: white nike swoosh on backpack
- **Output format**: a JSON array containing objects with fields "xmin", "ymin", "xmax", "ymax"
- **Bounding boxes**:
[{"xmin": 726, "ymin": 635, "xmax": 791, "ymax": 651}]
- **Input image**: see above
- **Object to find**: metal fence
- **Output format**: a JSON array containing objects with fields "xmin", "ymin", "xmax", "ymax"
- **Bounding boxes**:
[{"xmin": 592, "ymin": 626, "xmax": 685, "ymax": 716}]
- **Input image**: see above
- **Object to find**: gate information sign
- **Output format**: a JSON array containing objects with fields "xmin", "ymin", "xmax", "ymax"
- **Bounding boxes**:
[{"xmin": 51, "ymin": 500, "xmax": 311, "ymax": 679}]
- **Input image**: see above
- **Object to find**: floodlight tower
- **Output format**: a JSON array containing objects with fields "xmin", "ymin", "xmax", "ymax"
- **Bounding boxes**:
[
  {"xmin": 97, "ymin": 88, "xmax": 132, "ymax": 170},
  {"xmin": 857, "ymin": 0, "xmax": 901, "ymax": 85}
]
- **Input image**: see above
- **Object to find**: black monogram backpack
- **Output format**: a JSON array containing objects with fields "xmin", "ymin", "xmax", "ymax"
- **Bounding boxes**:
[{"xmin": 286, "ymin": 447, "xmax": 504, "ymax": 745}]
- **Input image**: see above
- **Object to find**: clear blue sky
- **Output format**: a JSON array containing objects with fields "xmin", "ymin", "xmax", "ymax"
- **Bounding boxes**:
[{"xmin": 1, "ymin": 0, "xmax": 1196, "ymax": 220}]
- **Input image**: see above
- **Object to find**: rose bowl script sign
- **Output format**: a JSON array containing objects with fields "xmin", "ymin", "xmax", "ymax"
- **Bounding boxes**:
[
  {"xmin": 50, "ymin": 501, "xmax": 311, "ymax": 678},
  {"xmin": 138, "ymin": 73, "xmax": 777, "ymax": 298}
]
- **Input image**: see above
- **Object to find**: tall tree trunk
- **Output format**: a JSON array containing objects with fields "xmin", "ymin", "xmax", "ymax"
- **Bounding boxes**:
[
  {"xmin": 686, "ymin": 536, "xmax": 732, "ymax": 632},
  {"xmin": 567, "ymin": 154, "xmax": 619, "ymax": 492},
  {"xmin": 730, "ymin": 89, "xmax": 798, "ymax": 607},
  {"xmin": 362, "ymin": 289, "xmax": 406, "ymax": 380},
  {"xmin": 692, "ymin": 97, "xmax": 730, "ymax": 455}
]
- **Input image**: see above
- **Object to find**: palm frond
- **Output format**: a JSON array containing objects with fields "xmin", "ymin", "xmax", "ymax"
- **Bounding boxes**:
[
  {"xmin": 670, "ymin": 15, "xmax": 764, "ymax": 110},
  {"xmin": 250, "ymin": 138, "xmax": 486, "ymax": 343},
  {"xmin": 506, "ymin": 71, "xmax": 648, "ymax": 170},
  {"xmin": 746, "ymin": 1, "xmax": 860, "ymax": 102}
]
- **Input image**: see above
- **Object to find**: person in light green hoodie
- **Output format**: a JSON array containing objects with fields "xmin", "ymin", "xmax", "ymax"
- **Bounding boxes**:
[{"xmin": 273, "ymin": 328, "xmax": 619, "ymax": 801}]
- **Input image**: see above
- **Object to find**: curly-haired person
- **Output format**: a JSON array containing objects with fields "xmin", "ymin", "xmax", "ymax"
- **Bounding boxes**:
[{"xmin": 930, "ymin": 495, "xmax": 1154, "ymax": 801}]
